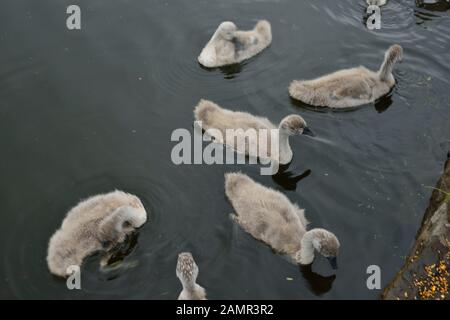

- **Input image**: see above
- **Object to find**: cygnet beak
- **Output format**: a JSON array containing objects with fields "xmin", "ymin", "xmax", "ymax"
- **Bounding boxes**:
[
  {"xmin": 302, "ymin": 127, "xmax": 315, "ymax": 137},
  {"xmin": 327, "ymin": 256, "xmax": 338, "ymax": 270}
]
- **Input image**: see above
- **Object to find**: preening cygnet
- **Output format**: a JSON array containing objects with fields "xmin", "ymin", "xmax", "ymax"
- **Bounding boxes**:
[
  {"xmin": 194, "ymin": 99, "xmax": 310, "ymax": 165},
  {"xmin": 47, "ymin": 190, "xmax": 147, "ymax": 277},
  {"xmin": 176, "ymin": 252, "xmax": 207, "ymax": 300},
  {"xmin": 367, "ymin": 0, "xmax": 387, "ymax": 6},
  {"xmin": 289, "ymin": 44, "xmax": 403, "ymax": 108},
  {"xmin": 225, "ymin": 172, "xmax": 340, "ymax": 268},
  {"xmin": 198, "ymin": 20, "xmax": 272, "ymax": 68}
]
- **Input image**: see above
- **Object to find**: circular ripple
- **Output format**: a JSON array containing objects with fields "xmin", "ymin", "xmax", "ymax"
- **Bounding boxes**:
[{"xmin": 1, "ymin": 172, "xmax": 173, "ymax": 298}]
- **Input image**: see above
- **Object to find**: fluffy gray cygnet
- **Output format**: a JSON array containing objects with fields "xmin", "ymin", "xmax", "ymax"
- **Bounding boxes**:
[
  {"xmin": 47, "ymin": 190, "xmax": 147, "ymax": 277},
  {"xmin": 194, "ymin": 99, "xmax": 309, "ymax": 165},
  {"xmin": 225, "ymin": 172, "xmax": 340, "ymax": 268},
  {"xmin": 289, "ymin": 44, "xmax": 403, "ymax": 108},
  {"xmin": 176, "ymin": 252, "xmax": 207, "ymax": 300},
  {"xmin": 198, "ymin": 20, "xmax": 272, "ymax": 68}
]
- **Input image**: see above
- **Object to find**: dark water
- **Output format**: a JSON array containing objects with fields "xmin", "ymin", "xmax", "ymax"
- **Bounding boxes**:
[{"xmin": 0, "ymin": 0, "xmax": 449, "ymax": 299}]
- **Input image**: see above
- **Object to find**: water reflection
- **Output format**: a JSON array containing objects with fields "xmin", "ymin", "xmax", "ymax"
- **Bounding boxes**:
[
  {"xmin": 416, "ymin": 0, "xmax": 450, "ymax": 12},
  {"xmin": 199, "ymin": 62, "xmax": 245, "ymax": 79},
  {"xmin": 374, "ymin": 90, "xmax": 394, "ymax": 113},
  {"xmin": 415, "ymin": 0, "xmax": 450, "ymax": 24},
  {"xmin": 299, "ymin": 264, "xmax": 337, "ymax": 296},
  {"xmin": 272, "ymin": 168, "xmax": 311, "ymax": 190},
  {"xmin": 102, "ymin": 233, "xmax": 140, "ymax": 267},
  {"xmin": 220, "ymin": 63, "xmax": 245, "ymax": 79},
  {"xmin": 291, "ymin": 95, "xmax": 387, "ymax": 114},
  {"xmin": 99, "ymin": 233, "xmax": 141, "ymax": 281},
  {"xmin": 290, "ymin": 97, "xmax": 330, "ymax": 113}
]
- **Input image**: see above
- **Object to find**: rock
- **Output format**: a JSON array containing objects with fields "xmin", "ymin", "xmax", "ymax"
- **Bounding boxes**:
[{"xmin": 382, "ymin": 152, "xmax": 450, "ymax": 300}]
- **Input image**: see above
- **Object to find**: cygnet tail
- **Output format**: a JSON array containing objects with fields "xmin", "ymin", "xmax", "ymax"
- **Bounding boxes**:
[
  {"xmin": 194, "ymin": 285, "xmax": 207, "ymax": 300},
  {"xmin": 224, "ymin": 172, "xmax": 250, "ymax": 199},
  {"xmin": 194, "ymin": 99, "xmax": 221, "ymax": 125},
  {"xmin": 289, "ymin": 80, "xmax": 311, "ymax": 102},
  {"xmin": 255, "ymin": 20, "xmax": 272, "ymax": 44},
  {"xmin": 47, "ymin": 230, "xmax": 85, "ymax": 278}
]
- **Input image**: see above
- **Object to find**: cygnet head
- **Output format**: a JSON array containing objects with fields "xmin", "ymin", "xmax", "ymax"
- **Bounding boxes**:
[
  {"xmin": 217, "ymin": 21, "xmax": 237, "ymax": 41},
  {"xmin": 315, "ymin": 229, "xmax": 340, "ymax": 262},
  {"xmin": 176, "ymin": 252, "xmax": 199, "ymax": 287},
  {"xmin": 297, "ymin": 228, "xmax": 340, "ymax": 269},
  {"xmin": 115, "ymin": 205, "xmax": 147, "ymax": 233},
  {"xmin": 224, "ymin": 172, "xmax": 251, "ymax": 198},
  {"xmin": 386, "ymin": 44, "xmax": 403, "ymax": 64},
  {"xmin": 279, "ymin": 114, "xmax": 309, "ymax": 135}
]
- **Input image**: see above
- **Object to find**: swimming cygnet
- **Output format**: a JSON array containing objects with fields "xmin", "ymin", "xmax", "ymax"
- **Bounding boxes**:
[
  {"xmin": 198, "ymin": 20, "xmax": 272, "ymax": 68},
  {"xmin": 289, "ymin": 44, "xmax": 403, "ymax": 108},
  {"xmin": 176, "ymin": 252, "xmax": 207, "ymax": 300},
  {"xmin": 225, "ymin": 172, "xmax": 340, "ymax": 268},
  {"xmin": 47, "ymin": 190, "xmax": 147, "ymax": 277},
  {"xmin": 194, "ymin": 99, "xmax": 310, "ymax": 165},
  {"xmin": 367, "ymin": 0, "xmax": 387, "ymax": 6}
]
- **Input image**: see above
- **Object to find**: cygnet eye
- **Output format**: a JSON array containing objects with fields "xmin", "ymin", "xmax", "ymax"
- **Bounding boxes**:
[{"xmin": 123, "ymin": 221, "xmax": 132, "ymax": 229}]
